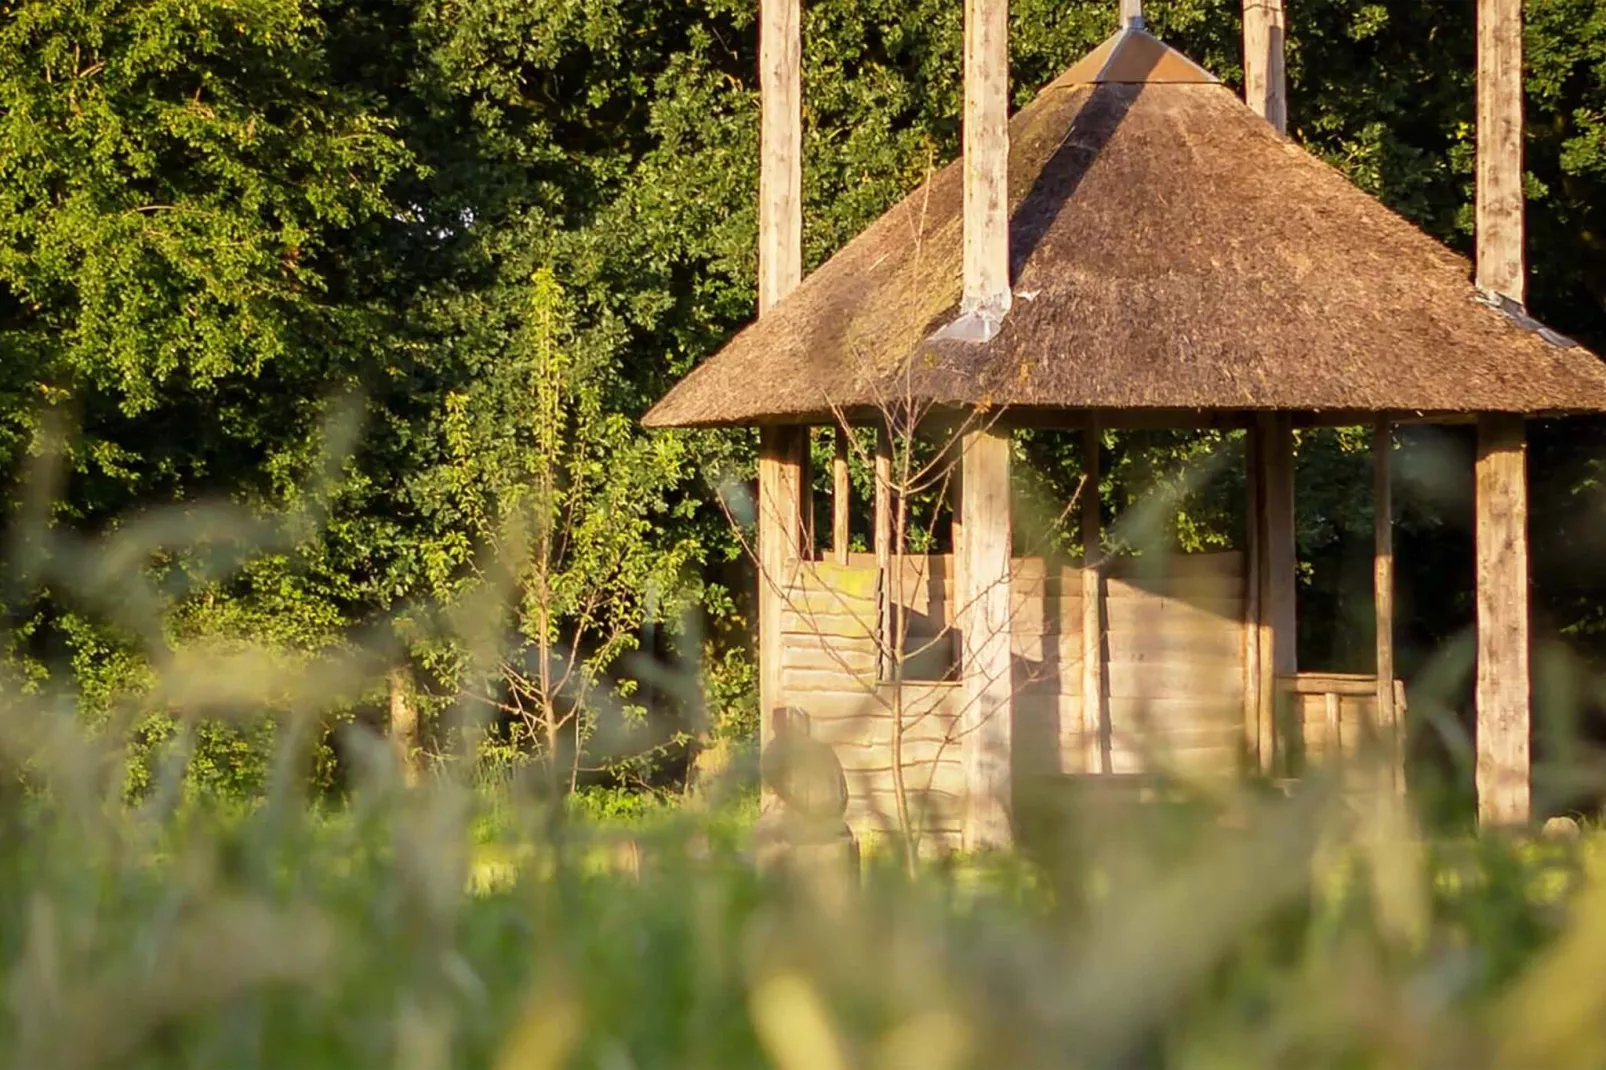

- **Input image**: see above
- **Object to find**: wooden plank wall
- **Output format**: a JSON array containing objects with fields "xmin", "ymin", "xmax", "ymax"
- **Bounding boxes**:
[
  {"xmin": 779, "ymin": 560, "xmax": 966, "ymax": 852},
  {"xmin": 846, "ymin": 552, "xmax": 960, "ymax": 681},
  {"xmin": 1099, "ymin": 553, "xmax": 1247, "ymax": 776},
  {"xmin": 779, "ymin": 551, "xmax": 1250, "ymax": 850}
]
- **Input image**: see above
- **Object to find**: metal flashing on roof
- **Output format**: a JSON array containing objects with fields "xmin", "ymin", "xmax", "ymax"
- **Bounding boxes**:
[
  {"xmin": 932, "ymin": 293, "xmax": 1010, "ymax": 344},
  {"xmin": 1476, "ymin": 288, "xmax": 1580, "ymax": 349},
  {"xmin": 1059, "ymin": 26, "xmax": 1219, "ymax": 87}
]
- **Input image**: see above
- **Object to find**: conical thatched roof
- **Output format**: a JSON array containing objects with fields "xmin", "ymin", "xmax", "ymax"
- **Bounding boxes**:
[{"xmin": 643, "ymin": 27, "xmax": 1606, "ymax": 429}]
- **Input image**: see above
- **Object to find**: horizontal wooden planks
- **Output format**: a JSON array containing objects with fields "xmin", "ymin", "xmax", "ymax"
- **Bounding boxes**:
[
  {"xmin": 779, "ymin": 685, "xmax": 953, "ymax": 721},
  {"xmin": 844, "ymin": 763, "xmax": 965, "ymax": 800},
  {"xmin": 1277, "ymin": 672, "xmax": 1379, "ymax": 697},
  {"xmin": 1031, "ymin": 627, "xmax": 1240, "ymax": 663},
  {"xmin": 1017, "ymin": 691, "xmax": 1086, "ymax": 727},
  {"xmin": 846, "ymin": 786, "xmax": 965, "ymax": 832},
  {"xmin": 833, "ymin": 737, "xmax": 967, "ymax": 770},
  {"xmin": 1104, "ymin": 696, "xmax": 1245, "ymax": 730},
  {"xmin": 782, "ymin": 666, "xmax": 880, "ymax": 693},
  {"xmin": 1108, "ymin": 551, "xmax": 1245, "ymax": 578},
  {"xmin": 1035, "ymin": 695, "xmax": 1243, "ymax": 775},
  {"xmin": 1105, "ymin": 626, "xmax": 1245, "ymax": 661},
  {"xmin": 1107, "ymin": 723, "xmax": 1245, "ymax": 752},
  {"xmin": 1105, "ymin": 593, "xmax": 1242, "ymax": 628},
  {"xmin": 781, "ymin": 589, "xmax": 879, "ymax": 624},
  {"xmin": 1294, "ymin": 692, "xmax": 1396, "ymax": 756},
  {"xmin": 781, "ymin": 609, "xmax": 877, "ymax": 640},
  {"xmin": 1106, "ymin": 661, "xmax": 1243, "ymax": 699},
  {"xmin": 807, "ymin": 713, "xmax": 960, "ymax": 751},
  {"xmin": 782, "ymin": 641, "xmax": 878, "ymax": 675}
]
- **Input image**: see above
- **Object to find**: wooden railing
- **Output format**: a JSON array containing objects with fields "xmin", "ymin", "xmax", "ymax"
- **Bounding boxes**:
[{"xmin": 1276, "ymin": 672, "xmax": 1406, "ymax": 786}]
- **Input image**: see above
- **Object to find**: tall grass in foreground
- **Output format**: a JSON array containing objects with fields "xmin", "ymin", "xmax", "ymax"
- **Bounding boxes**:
[{"xmin": 0, "ymin": 721, "xmax": 1601, "ymax": 1070}]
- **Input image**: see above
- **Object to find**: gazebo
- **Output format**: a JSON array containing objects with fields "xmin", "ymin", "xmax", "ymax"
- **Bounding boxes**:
[{"xmin": 644, "ymin": 18, "xmax": 1606, "ymax": 852}]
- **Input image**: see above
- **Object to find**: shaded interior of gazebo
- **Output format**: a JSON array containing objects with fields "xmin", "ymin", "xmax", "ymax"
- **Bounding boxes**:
[{"xmin": 644, "ymin": 25, "xmax": 1606, "ymax": 852}]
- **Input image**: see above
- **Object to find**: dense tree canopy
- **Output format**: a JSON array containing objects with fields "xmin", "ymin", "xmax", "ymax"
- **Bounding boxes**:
[{"xmin": 2, "ymin": 0, "xmax": 1605, "ymax": 794}]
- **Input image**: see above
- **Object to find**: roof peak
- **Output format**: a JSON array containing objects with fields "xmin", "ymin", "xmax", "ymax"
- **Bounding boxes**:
[{"xmin": 1057, "ymin": 25, "xmax": 1219, "ymax": 86}]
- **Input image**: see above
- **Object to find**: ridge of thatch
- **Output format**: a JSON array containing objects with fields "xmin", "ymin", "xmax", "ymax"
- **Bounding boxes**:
[{"xmin": 642, "ymin": 30, "xmax": 1606, "ymax": 429}]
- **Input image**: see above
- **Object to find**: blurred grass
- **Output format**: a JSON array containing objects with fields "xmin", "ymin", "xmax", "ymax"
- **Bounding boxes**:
[
  {"xmin": 8, "ymin": 445, "xmax": 1606, "ymax": 1068},
  {"xmin": 0, "ymin": 721, "xmax": 1603, "ymax": 1069}
]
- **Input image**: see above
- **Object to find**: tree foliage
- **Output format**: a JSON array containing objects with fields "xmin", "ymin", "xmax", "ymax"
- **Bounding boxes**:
[{"xmin": 3, "ymin": 0, "xmax": 1606, "ymax": 794}]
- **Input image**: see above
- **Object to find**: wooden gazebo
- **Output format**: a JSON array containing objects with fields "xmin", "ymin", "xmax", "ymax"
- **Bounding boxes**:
[{"xmin": 644, "ymin": 8, "xmax": 1606, "ymax": 850}]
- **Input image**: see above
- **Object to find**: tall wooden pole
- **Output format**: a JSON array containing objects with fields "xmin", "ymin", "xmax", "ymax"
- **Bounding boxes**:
[
  {"xmin": 758, "ymin": 428, "xmax": 806, "ymax": 776},
  {"xmin": 1120, "ymin": 0, "xmax": 1143, "ymax": 27},
  {"xmin": 756, "ymin": 0, "xmax": 805, "ymax": 804},
  {"xmin": 758, "ymin": 0, "xmax": 802, "ymax": 315},
  {"xmin": 874, "ymin": 426, "xmax": 895, "ymax": 678},
  {"xmin": 1373, "ymin": 419, "xmax": 1396, "ymax": 761},
  {"xmin": 960, "ymin": 430, "xmax": 1013, "ymax": 849},
  {"xmin": 1374, "ymin": 417, "xmax": 1404, "ymax": 797},
  {"xmin": 1243, "ymin": 0, "xmax": 1288, "ymax": 135},
  {"xmin": 956, "ymin": 0, "xmax": 1013, "ymax": 850},
  {"xmin": 832, "ymin": 427, "xmax": 851, "ymax": 564},
  {"xmin": 1254, "ymin": 414, "xmax": 1296, "ymax": 774},
  {"xmin": 1081, "ymin": 425, "xmax": 1107, "ymax": 774},
  {"xmin": 1476, "ymin": 0, "xmax": 1525, "ymax": 305},
  {"xmin": 960, "ymin": 0, "xmax": 1011, "ymax": 325},
  {"xmin": 1243, "ymin": 428, "xmax": 1263, "ymax": 767},
  {"xmin": 1475, "ymin": 417, "xmax": 1529, "ymax": 825},
  {"xmin": 874, "ymin": 428, "xmax": 894, "ymax": 566},
  {"xmin": 1243, "ymin": 0, "xmax": 1290, "ymax": 770},
  {"xmin": 1474, "ymin": 0, "xmax": 1531, "ymax": 827},
  {"xmin": 950, "ymin": 457, "xmax": 965, "ymax": 611}
]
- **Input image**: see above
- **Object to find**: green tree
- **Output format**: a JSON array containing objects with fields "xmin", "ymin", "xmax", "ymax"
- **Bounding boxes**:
[
  {"xmin": 0, "ymin": 0, "xmax": 412, "ymax": 786},
  {"xmin": 416, "ymin": 268, "xmax": 699, "ymax": 786}
]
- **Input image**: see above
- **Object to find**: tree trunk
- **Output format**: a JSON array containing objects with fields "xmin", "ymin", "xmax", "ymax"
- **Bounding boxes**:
[{"xmin": 388, "ymin": 665, "xmax": 423, "ymax": 787}]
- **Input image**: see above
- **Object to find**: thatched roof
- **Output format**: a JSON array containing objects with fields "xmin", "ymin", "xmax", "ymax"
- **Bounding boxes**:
[{"xmin": 643, "ymin": 27, "xmax": 1606, "ymax": 429}]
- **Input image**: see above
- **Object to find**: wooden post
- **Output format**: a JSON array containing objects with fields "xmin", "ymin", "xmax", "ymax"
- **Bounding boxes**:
[
  {"xmin": 800, "ymin": 432, "xmax": 816, "ymax": 554},
  {"xmin": 1255, "ymin": 414, "xmax": 1296, "ymax": 774},
  {"xmin": 961, "ymin": 0, "xmax": 1010, "ymax": 321},
  {"xmin": 1243, "ymin": 427, "xmax": 1263, "ymax": 768},
  {"xmin": 874, "ymin": 425, "xmax": 895, "ymax": 678},
  {"xmin": 950, "ymin": 451, "xmax": 965, "ymax": 600},
  {"xmin": 1473, "ymin": 0, "xmax": 1530, "ymax": 826},
  {"xmin": 832, "ymin": 426, "xmax": 851, "ymax": 564},
  {"xmin": 755, "ymin": 0, "xmax": 803, "ymax": 799},
  {"xmin": 1373, "ymin": 418, "xmax": 1397, "ymax": 763},
  {"xmin": 1243, "ymin": 0, "xmax": 1288, "ymax": 135},
  {"xmin": 1120, "ymin": 0, "xmax": 1142, "ymax": 27},
  {"xmin": 1475, "ymin": 415, "xmax": 1530, "ymax": 826},
  {"xmin": 1081, "ymin": 425, "xmax": 1107, "ymax": 774},
  {"xmin": 959, "ymin": 429, "xmax": 1013, "ymax": 849},
  {"xmin": 954, "ymin": 0, "xmax": 1013, "ymax": 848},
  {"xmin": 758, "ymin": 427, "xmax": 807, "ymax": 802},
  {"xmin": 874, "ymin": 427, "xmax": 894, "ymax": 562},
  {"xmin": 758, "ymin": 0, "xmax": 801, "ymax": 315},
  {"xmin": 1476, "ymin": 0, "xmax": 1525, "ymax": 304}
]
